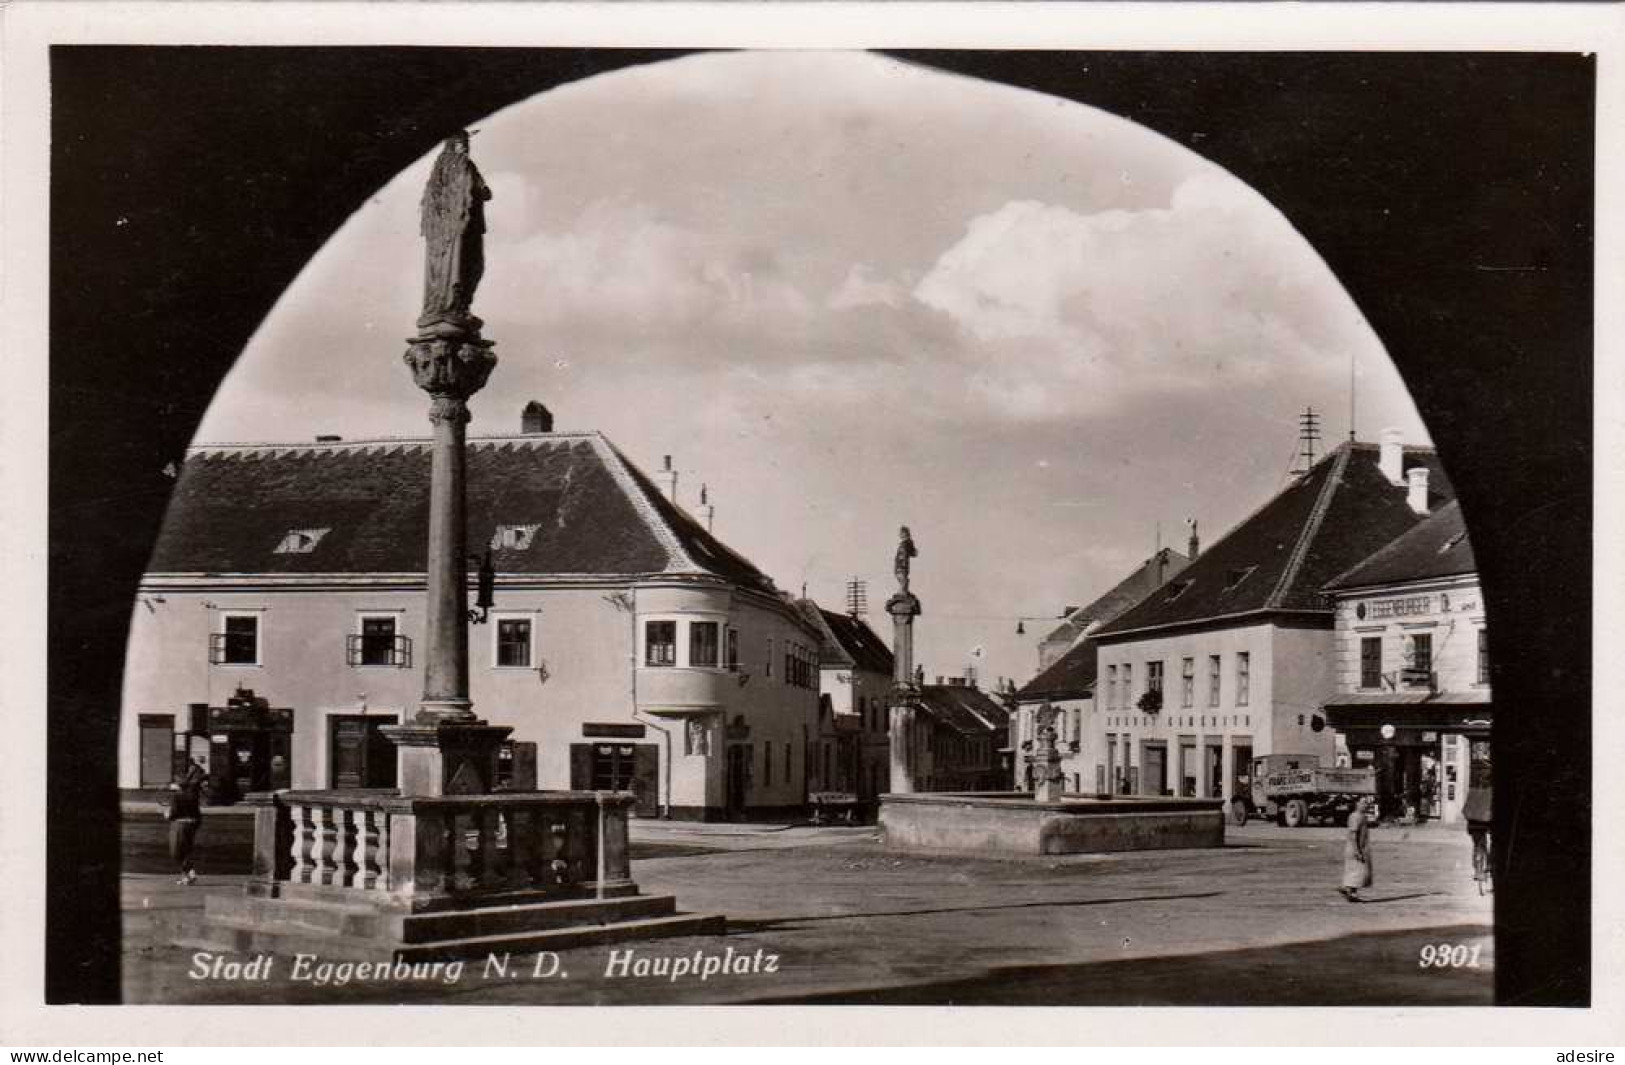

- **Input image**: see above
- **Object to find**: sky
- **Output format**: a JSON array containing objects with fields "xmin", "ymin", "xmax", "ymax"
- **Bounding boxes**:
[{"xmin": 196, "ymin": 50, "xmax": 1431, "ymax": 690}]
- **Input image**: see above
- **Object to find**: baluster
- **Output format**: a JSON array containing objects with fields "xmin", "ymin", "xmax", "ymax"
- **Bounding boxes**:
[
  {"xmin": 547, "ymin": 819, "xmax": 569, "ymax": 886},
  {"xmin": 373, "ymin": 810, "xmax": 391, "ymax": 891},
  {"xmin": 477, "ymin": 809, "xmax": 502, "ymax": 892},
  {"xmin": 314, "ymin": 806, "xmax": 339, "ymax": 885},
  {"xmin": 331, "ymin": 807, "xmax": 353, "ymax": 887},
  {"xmin": 289, "ymin": 804, "xmax": 312, "ymax": 884},
  {"xmin": 451, "ymin": 811, "xmax": 473, "ymax": 894},
  {"xmin": 352, "ymin": 809, "xmax": 376, "ymax": 889},
  {"xmin": 505, "ymin": 809, "xmax": 530, "ymax": 891}
]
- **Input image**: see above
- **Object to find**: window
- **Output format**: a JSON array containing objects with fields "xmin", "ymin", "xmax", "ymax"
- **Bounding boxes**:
[
  {"xmin": 360, "ymin": 616, "xmax": 398, "ymax": 666},
  {"xmin": 784, "ymin": 740, "xmax": 792, "ymax": 783},
  {"xmin": 1123, "ymin": 663, "xmax": 1134, "ymax": 702},
  {"xmin": 497, "ymin": 618, "xmax": 532, "ymax": 668},
  {"xmin": 346, "ymin": 615, "xmax": 409, "ymax": 667},
  {"xmin": 645, "ymin": 620, "xmax": 676, "ymax": 666},
  {"xmin": 726, "ymin": 627, "xmax": 740, "ymax": 671},
  {"xmin": 1408, "ymin": 633, "xmax": 1433, "ymax": 684},
  {"xmin": 766, "ymin": 637, "xmax": 774, "ymax": 678},
  {"xmin": 1235, "ymin": 652, "xmax": 1250, "ymax": 706},
  {"xmin": 1106, "ymin": 665, "xmax": 1118, "ymax": 709},
  {"xmin": 1477, "ymin": 629, "xmax": 1490, "ymax": 685},
  {"xmin": 211, "ymin": 613, "xmax": 260, "ymax": 665},
  {"xmin": 490, "ymin": 524, "xmax": 540, "ymax": 551},
  {"xmin": 690, "ymin": 621, "xmax": 721, "ymax": 668},
  {"xmin": 1360, "ymin": 637, "xmax": 1382, "ymax": 689},
  {"xmin": 1148, "ymin": 660, "xmax": 1164, "ymax": 695},
  {"xmin": 273, "ymin": 527, "xmax": 329, "ymax": 554},
  {"xmin": 1181, "ymin": 658, "xmax": 1195, "ymax": 708},
  {"xmin": 1208, "ymin": 655, "xmax": 1221, "ymax": 707},
  {"xmin": 1223, "ymin": 566, "xmax": 1257, "ymax": 592},
  {"xmin": 764, "ymin": 740, "xmax": 774, "ymax": 786}
]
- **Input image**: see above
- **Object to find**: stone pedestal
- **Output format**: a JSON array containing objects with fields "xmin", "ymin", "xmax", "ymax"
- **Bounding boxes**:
[{"xmin": 379, "ymin": 723, "xmax": 512, "ymax": 798}]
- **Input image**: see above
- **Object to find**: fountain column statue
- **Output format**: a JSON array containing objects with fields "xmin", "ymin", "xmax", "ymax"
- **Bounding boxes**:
[
  {"xmin": 1027, "ymin": 703, "xmax": 1066, "ymax": 802},
  {"xmin": 382, "ymin": 130, "xmax": 511, "ymax": 796},
  {"xmin": 886, "ymin": 526, "xmax": 923, "ymax": 794}
]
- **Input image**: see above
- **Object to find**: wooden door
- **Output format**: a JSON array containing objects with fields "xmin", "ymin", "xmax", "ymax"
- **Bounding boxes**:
[
  {"xmin": 1143, "ymin": 744, "xmax": 1167, "ymax": 796},
  {"xmin": 138, "ymin": 715, "xmax": 175, "ymax": 786},
  {"xmin": 330, "ymin": 715, "xmax": 398, "ymax": 789}
]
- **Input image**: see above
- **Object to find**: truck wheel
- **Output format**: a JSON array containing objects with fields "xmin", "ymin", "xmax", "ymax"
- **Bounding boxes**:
[
  {"xmin": 1229, "ymin": 799, "xmax": 1248, "ymax": 826},
  {"xmin": 1283, "ymin": 799, "xmax": 1308, "ymax": 828}
]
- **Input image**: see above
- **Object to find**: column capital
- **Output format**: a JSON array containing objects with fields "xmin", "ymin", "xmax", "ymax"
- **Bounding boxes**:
[{"xmin": 403, "ymin": 333, "xmax": 497, "ymax": 402}]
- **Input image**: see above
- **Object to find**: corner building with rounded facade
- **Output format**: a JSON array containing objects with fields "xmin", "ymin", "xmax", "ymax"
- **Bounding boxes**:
[{"xmin": 118, "ymin": 418, "xmax": 823, "ymax": 821}]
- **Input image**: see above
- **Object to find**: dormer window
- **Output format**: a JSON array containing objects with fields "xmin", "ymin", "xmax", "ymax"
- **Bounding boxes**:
[
  {"xmin": 1222, "ymin": 566, "xmax": 1257, "ymax": 592},
  {"xmin": 491, "ymin": 524, "xmax": 541, "ymax": 551},
  {"xmin": 1165, "ymin": 579, "xmax": 1194, "ymax": 602},
  {"xmin": 273, "ymin": 527, "xmax": 330, "ymax": 554}
]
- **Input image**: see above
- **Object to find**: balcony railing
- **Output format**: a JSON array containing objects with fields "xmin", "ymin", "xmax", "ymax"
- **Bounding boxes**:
[
  {"xmin": 346, "ymin": 633, "xmax": 413, "ymax": 668},
  {"xmin": 243, "ymin": 789, "xmax": 633, "ymax": 909}
]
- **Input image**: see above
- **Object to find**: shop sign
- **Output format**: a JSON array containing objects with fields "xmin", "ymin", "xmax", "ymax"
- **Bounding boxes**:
[
  {"xmin": 582, "ymin": 723, "xmax": 646, "ymax": 739},
  {"xmin": 1357, "ymin": 595, "xmax": 1433, "ymax": 621}
]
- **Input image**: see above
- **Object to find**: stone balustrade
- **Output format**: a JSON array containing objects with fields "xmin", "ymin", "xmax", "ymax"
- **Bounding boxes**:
[{"xmin": 242, "ymin": 789, "xmax": 635, "ymax": 912}]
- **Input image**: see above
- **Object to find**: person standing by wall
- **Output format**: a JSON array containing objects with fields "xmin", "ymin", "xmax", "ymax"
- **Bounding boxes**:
[
  {"xmin": 1339, "ymin": 796, "xmax": 1375, "ymax": 902},
  {"xmin": 166, "ymin": 757, "xmax": 207, "ymax": 885}
]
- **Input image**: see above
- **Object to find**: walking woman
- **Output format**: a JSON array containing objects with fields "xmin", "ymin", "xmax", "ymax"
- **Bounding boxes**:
[{"xmin": 1340, "ymin": 796, "xmax": 1375, "ymax": 902}]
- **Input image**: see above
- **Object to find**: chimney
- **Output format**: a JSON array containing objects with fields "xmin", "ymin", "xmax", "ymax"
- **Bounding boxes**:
[
  {"xmin": 521, "ymin": 401, "xmax": 553, "ymax": 434},
  {"xmin": 1379, "ymin": 427, "xmax": 1405, "ymax": 486},
  {"xmin": 1407, "ymin": 467, "xmax": 1430, "ymax": 515},
  {"xmin": 1187, "ymin": 518, "xmax": 1200, "ymax": 559}
]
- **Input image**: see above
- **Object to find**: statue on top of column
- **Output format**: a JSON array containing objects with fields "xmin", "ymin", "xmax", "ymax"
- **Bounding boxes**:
[
  {"xmin": 418, "ymin": 130, "xmax": 492, "ymax": 332},
  {"xmin": 894, "ymin": 526, "xmax": 917, "ymax": 593}
]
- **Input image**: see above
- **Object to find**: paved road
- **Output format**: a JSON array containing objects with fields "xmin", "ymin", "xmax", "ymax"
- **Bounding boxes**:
[{"xmin": 121, "ymin": 813, "xmax": 1492, "ymax": 1006}]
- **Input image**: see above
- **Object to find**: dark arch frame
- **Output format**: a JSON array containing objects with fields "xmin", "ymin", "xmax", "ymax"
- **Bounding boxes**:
[{"xmin": 49, "ymin": 46, "xmax": 1591, "ymax": 1005}]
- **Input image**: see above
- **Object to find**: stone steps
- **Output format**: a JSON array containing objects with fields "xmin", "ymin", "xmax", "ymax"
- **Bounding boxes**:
[{"xmin": 178, "ymin": 891, "xmax": 724, "ymax": 963}]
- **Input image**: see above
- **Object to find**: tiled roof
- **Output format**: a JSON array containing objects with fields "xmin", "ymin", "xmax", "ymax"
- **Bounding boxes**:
[
  {"xmin": 916, "ymin": 684, "xmax": 1011, "ymax": 736},
  {"xmin": 1017, "ymin": 636, "xmax": 1100, "ymax": 702},
  {"xmin": 1036, "ymin": 548, "xmax": 1191, "ymax": 651},
  {"xmin": 1095, "ymin": 441, "xmax": 1454, "ymax": 638},
  {"xmin": 147, "ymin": 432, "xmax": 778, "ymax": 591},
  {"xmin": 795, "ymin": 602, "xmax": 896, "ymax": 677},
  {"xmin": 1324, "ymin": 500, "xmax": 1475, "ymax": 591}
]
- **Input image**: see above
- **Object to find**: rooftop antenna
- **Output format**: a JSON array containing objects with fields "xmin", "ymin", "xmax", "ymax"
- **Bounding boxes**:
[
  {"xmin": 1349, "ymin": 348, "xmax": 1358, "ymax": 442},
  {"xmin": 845, "ymin": 578, "xmax": 869, "ymax": 619},
  {"xmin": 1293, "ymin": 407, "xmax": 1323, "ymax": 477},
  {"xmin": 661, "ymin": 454, "xmax": 679, "ymax": 505}
]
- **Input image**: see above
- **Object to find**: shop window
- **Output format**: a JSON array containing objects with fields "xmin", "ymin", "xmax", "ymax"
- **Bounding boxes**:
[
  {"xmin": 1208, "ymin": 654, "xmax": 1221, "ymax": 707},
  {"xmin": 1181, "ymin": 657, "xmax": 1195, "ymax": 708},
  {"xmin": 1236, "ymin": 652, "xmax": 1250, "ymax": 706},
  {"xmin": 645, "ymin": 620, "xmax": 677, "ymax": 667},
  {"xmin": 348, "ymin": 615, "xmax": 410, "ymax": 667},
  {"xmin": 1361, "ymin": 637, "xmax": 1383, "ymax": 689},
  {"xmin": 690, "ymin": 621, "xmax": 721, "ymax": 668},
  {"xmin": 210, "ymin": 613, "xmax": 260, "ymax": 665},
  {"xmin": 496, "ymin": 617, "xmax": 532, "ymax": 668}
]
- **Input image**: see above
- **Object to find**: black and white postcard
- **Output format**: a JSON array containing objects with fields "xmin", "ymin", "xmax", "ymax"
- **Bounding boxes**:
[{"xmin": 1, "ymin": 1, "xmax": 1619, "ymax": 1048}]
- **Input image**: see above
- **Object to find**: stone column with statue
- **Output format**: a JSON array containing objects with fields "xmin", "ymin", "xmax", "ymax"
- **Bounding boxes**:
[
  {"xmin": 1026, "ymin": 702, "xmax": 1066, "ymax": 803},
  {"xmin": 887, "ymin": 526, "xmax": 923, "ymax": 794},
  {"xmin": 381, "ymin": 130, "xmax": 511, "ymax": 796}
]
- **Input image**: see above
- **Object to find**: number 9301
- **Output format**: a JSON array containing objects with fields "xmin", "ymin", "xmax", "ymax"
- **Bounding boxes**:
[{"xmin": 1418, "ymin": 943, "xmax": 1482, "ymax": 968}]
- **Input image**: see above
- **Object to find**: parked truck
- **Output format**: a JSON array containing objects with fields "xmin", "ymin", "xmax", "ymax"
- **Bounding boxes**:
[{"xmin": 1232, "ymin": 753, "xmax": 1377, "ymax": 827}]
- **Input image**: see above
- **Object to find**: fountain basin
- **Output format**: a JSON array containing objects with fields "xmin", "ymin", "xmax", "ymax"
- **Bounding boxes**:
[{"xmin": 879, "ymin": 792, "xmax": 1225, "ymax": 856}]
